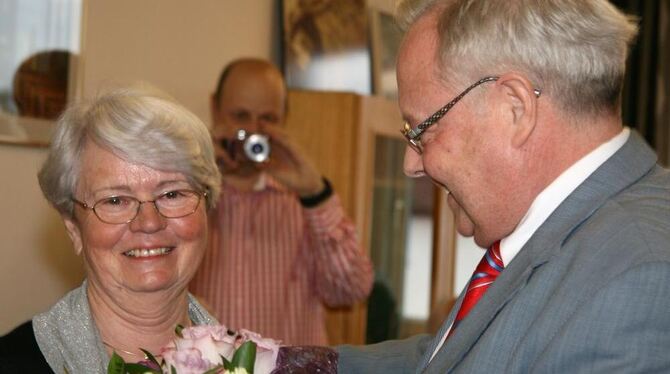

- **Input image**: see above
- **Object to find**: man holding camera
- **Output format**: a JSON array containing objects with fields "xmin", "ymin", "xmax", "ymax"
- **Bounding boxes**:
[{"xmin": 190, "ymin": 58, "xmax": 373, "ymax": 346}]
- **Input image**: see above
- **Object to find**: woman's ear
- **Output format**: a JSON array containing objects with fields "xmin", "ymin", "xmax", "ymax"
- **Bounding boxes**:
[
  {"xmin": 63, "ymin": 216, "xmax": 83, "ymax": 256},
  {"xmin": 497, "ymin": 73, "xmax": 540, "ymax": 148}
]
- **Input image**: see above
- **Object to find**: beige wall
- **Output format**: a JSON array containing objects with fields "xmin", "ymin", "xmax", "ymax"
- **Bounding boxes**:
[
  {"xmin": 78, "ymin": 0, "xmax": 281, "ymax": 124},
  {"xmin": 0, "ymin": 144, "xmax": 83, "ymax": 334}
]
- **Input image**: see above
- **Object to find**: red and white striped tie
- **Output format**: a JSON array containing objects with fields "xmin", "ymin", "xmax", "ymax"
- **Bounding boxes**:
[{"xmin": 449, "ymin": 240, "xmax": 504, "ymax": 336}]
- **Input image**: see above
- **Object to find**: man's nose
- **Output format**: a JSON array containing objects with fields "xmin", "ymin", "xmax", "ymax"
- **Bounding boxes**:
[
  {"xmin": 403, "ymin": 146, "xmax": 425, "ymax": 178},
  {"xmin": 242, "ymin": 117, "xmax": 262, "ymax": 133}
]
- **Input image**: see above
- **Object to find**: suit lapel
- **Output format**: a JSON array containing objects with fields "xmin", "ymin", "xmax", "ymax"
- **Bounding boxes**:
[
  {"xmin": 422, "ymin": 131, "xmax": 657, "ymax": 373},
  {"xmin": 415, "ymin": 294, "xmax": 464, "ymax": 373}
]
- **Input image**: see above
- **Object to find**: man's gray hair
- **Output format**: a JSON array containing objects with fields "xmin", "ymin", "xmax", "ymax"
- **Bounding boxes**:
[
  {"xmin": 396, "ymin": 0, "xmax": 639, "ymax": 115},
  {"xmin": 38, "ymin": 86, "xmax": 221, "ymax": 217}
]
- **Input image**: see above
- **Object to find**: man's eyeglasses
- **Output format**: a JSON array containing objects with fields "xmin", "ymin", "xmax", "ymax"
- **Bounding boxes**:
[
  {"xmin": 72, "ymin": 189, "xmax": 206, "ymax": 224},
  {"xmin": 401, "ymin": 76, "xmax": 541, "ymax": 154}
]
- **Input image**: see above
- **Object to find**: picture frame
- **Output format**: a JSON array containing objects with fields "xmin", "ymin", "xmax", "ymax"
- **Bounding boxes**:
[
  {"xmin": 369, "ymin": 9, "xmax": 402, "ymax": 99},
  {"xmin": 0, "ymin": 0, "xmax": 81, "ymax": 147},
  {"xmin": 281, "ymin": 0, "xmax": 372, "ymax": 95}
]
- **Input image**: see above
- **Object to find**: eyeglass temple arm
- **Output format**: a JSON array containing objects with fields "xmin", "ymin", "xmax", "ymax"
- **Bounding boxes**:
[{"xmin": 406, "ymin": 79, "xmax": 542, "ymax": 138}]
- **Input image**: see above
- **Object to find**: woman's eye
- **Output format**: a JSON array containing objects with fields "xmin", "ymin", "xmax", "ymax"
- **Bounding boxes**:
[
  {"xmin": 103, "ymin": 196, "xmax": 122, "ymax": 205},
  {"xmin": 163, "ymin": 190, "xmax": 185, "ymax": 200},
  {"xmin": 98, "ymin": 196, "xmax": 132, "ymax": 208}
]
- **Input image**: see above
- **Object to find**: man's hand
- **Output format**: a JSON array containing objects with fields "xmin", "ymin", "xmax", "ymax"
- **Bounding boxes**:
[
  {"xmin": 261, "ymin": 125, "xmax": 325, "ymax": 197},
  {"xmin": 211, "ymin": 125, "xmax": 240, "ymax": 172}
]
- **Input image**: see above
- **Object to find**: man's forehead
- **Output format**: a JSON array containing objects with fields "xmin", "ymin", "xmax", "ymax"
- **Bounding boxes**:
[
  {"xmin": 398, "ymin": 7, "xmax": 441, "ymax": 73},
  {"xmin": 219, "ymin": 75, "xmax": 284, "ymax": 108},
  {"xmin": 397, "ymin": 9, "xmax": 444, "ymax": 121}
]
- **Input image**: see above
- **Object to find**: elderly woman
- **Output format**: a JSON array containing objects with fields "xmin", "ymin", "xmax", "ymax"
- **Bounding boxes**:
[{"xmin": 0, "ymin": 87, "xmax": 222, "ymax": 372}]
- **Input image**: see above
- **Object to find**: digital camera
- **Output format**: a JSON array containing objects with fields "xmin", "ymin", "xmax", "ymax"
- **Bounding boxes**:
[{"xmin": 221, "ymin": 129, "xmax": 271, "ymax": 163}]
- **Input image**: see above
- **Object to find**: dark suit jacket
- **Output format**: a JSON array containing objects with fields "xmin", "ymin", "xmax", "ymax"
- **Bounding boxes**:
[
  {"xmin": 0, "ymin": 320, "xmax": 53, "ymax": 373},
  {"xmin": 338, "ymin": 132, "xmax": 670, "ymax": 373}
]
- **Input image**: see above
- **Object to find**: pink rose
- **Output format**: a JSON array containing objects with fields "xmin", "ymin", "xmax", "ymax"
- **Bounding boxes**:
[
  {"xmin": 160, "ymin": 347, "xmax": 212, "ymax": 374},
  {"xmin": 158, "ymin": 325, "xmax": 281, "ymax": 374},
  {"xmin": 237, "ymin": 329, "xmax": 280, "ymax": 374},
  {"xmin": 171, "ymin": 325, "xmax": 237, "ymax": 364},
  {"xmin": 182, "ymin": 325, "xmax": 233, "ymax": 342}
]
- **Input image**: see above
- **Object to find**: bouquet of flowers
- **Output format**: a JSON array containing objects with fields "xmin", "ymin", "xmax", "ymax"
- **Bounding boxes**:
[{"xmin": 107, "ymin": 325, "xmax": 337, "ymax": 374}]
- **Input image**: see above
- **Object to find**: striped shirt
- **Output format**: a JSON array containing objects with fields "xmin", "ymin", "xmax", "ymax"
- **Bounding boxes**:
[{"xmin": 190, "ymin": 176, "xmax": 373, "ymax": 346}]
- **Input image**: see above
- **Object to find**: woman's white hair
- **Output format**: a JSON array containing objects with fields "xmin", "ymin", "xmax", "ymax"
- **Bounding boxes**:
[
  {"xmin": 38, "ymin": 85, "xmax": 221, "ymax": 217},
  {"xmin": 396, "ymin": 0, "xmax": 639, "ymax": 115}
]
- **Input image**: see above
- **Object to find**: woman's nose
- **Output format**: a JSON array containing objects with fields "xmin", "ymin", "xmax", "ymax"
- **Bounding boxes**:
[{"xmin": 129, "ymin": 201, "xmax": 166, "ymax": 233}]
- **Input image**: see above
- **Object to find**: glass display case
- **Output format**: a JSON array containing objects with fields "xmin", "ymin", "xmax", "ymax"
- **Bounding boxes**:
[{"xmin": 285, "ymin": 89, "xmax": 457, "ymax": 345}]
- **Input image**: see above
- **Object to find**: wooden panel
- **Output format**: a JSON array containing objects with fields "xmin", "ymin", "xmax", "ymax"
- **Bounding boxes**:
[
  {"xmin": 285, "ymin": 90, "xmax": 359, "ymax": 214},
  {"xmin": 285, "ymin": 90, "xmax": 364, "ymax": 345}
]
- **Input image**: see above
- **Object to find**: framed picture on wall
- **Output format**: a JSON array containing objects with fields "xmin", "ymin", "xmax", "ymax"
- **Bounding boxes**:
[
  {"xmin": 370, "ymin": 9, "xmax": 402, "ymax": 99},
  {"xmin": 281, "ymin": 0, "xmax": 372, "ymax": 95}
]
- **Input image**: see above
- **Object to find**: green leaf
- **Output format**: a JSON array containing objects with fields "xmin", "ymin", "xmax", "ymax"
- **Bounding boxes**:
[
  {"xmin": 231, "ymin": 341, "xmax": 257, "ymax": 373},
  {"xmin": 175, "ymin": 324, "xmax": 184, "ymax": 338},
  {"xmin": 171, "ymin": 364, "xmax": 177, "ymax": 374},
  {"xmin": 140, "ymin": 349, "xmax": 161, "ymax": 369},
  {"xmin": 223, "ymin": 357, "xmax": 235, "ymax": 371},
  {"xmin": 220, "ymin": 354, "xmax": 232, "ymax": 368},
  {"xmin": 107, "ymin": 352, "xmax": 126, "ymax": 374},
  {"xmin": 123, "ymin": 363, "xmax": 161, "ymax": 374},
  {"xmin": 203, "ymin": 364, "xmax": 226, "ymax": 374}
]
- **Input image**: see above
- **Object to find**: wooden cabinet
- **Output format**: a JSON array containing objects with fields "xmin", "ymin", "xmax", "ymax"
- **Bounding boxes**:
[{"xmin": 285, "ymin": 90, "xmax": 457, "ymax": 346}]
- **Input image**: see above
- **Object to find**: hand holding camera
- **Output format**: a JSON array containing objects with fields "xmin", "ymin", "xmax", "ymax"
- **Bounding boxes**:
[
  {"xmin": 221, "ymin": 129, "xmax": 271, "ymax": 163},
  {"xmin": 260, "ymin": 125, "xmax": 324, "ymax": 198},
  {"xmin": 216, "ymin": 126, "xmax": 324, "ymax": 197}
]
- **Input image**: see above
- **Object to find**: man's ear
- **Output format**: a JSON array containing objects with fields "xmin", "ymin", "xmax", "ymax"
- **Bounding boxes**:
[
  {"xmin": 63, "ymin": 216, "xmax": 84, "ymax": 256},
  {"xmin": 210, "ymin": 93, "xmax": 220, "ymax": 125},
  {"xmin": 497, "ymin": 73, "xmax": 539, "ymax": 148}
]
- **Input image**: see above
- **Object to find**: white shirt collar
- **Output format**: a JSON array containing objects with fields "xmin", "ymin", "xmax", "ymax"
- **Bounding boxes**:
[{"xmin": 499, "ymin": 127, "xmax": 630, "ymax": 266}]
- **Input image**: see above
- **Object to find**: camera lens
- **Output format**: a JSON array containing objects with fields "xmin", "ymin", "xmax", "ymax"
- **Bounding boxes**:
[
  {"xmin": 251, "ymin": 143, "xmax": 264, "ymax": 154},
  {"xmin": 243, "ymin": 134, "xmax": 270, "ymax": 163}
]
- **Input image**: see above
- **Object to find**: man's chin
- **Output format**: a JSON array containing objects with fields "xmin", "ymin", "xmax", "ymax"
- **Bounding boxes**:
[{"xmin": 455, "ymin": 220, "xmax": 476, "ymax": 238}]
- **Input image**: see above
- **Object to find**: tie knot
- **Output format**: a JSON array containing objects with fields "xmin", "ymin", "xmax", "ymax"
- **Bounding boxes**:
[
  {"xmin": 472, "ymin": 240, "xmax": 504, "ymax": 278},
  {"xmin": 486, "ymin": 240, "xmax": 504, "ymax": 272}
]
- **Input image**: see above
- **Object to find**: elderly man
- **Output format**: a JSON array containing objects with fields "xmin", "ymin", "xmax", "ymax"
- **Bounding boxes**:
[
  {"xmin": 338, "ymin": 0, "xmax": 670, "ymax": 372},
  {"xmin": 190, "ymin": 58, "xmax": 373, "ymax": 346}
]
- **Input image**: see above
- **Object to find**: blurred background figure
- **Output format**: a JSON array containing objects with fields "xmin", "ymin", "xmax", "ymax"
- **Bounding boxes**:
[{"xmin": 190, "ymin": 58, "xmax": 373, "ymax": 346}]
